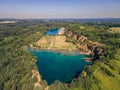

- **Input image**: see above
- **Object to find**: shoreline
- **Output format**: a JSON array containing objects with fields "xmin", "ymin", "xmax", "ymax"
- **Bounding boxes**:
[
  {"xmin": 28, "ymin": 46, "xmax": 93, "ymax": 62},
  {"xmin": 29, "ymin": 46, "xmax": 91, "ymax": 55}
]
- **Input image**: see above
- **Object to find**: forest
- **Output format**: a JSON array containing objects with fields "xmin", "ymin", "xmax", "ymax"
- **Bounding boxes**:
[{"xmin": 0, "ymin": 19, "xmax": 120, "ymax": 90}]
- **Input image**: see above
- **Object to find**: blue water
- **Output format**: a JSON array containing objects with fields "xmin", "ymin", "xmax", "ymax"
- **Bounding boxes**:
[
  {"xmin": 30, "ymin": 50, "xmax": 91, "ymax": 85},
  {"xmin": 46, "ymin": 29, "xmax": 59, "ymax": 35}
]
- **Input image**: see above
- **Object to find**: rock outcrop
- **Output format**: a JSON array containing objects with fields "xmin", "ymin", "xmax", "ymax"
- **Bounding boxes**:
[
  {"xmin": 68, "ymin": 31, "xmax": 88, "ymax": 42},
  {"xmin": 67, "ymin": 31, "xmax": 103, "ymax": 58},
  {"xmin": 32, "ymin": 70, "xmax": 41, "ymax": 88},
  {"xmin": 78, "ymin": 35, "xmax": 88, "ymax": 42}
]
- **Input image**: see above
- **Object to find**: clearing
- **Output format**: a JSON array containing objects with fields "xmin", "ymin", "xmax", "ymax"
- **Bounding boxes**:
[
  {"xmin": 35, "ymin": 35, "xmax": 75, "ymax": 51},
  {"xmin": 108, "ymin": 27, "xmax": 120, "ymax": 33}
]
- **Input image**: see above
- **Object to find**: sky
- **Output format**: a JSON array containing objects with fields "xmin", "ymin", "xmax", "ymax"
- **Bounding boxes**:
[{"xmin": 0, "ymin": 0, "xmax": 120, "ymax": 19}]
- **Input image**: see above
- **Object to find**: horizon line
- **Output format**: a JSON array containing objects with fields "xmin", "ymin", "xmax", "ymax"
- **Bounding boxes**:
[{"xmin": 0, "ymin": 17, "xmax": 120, "ymax": 20}]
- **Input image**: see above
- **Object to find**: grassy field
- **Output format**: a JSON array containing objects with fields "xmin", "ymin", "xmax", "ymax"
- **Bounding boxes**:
[
  {"xmin": 91, "ymin": 60, "xmax": 120, "ymax": 90},
  {"xmin": 88, "ymin": 49, "xmax": 120, "ymax": 90},
  {"xmin": 109, "ymin": 27, "xmax": 120, "ymax": 33}
]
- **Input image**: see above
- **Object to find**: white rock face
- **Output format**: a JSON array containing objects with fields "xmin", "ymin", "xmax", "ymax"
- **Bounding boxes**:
[{"xmin": 58, "ymin": 27, "xmax": 65, "ymax": 35}]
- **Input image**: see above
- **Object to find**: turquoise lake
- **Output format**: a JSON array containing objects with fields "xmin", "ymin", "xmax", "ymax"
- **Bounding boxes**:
[
  {"xmin": 46, "ymin": 29, "xmax": 59, "ymax": 35},
  {"xmin": 30, "ymin": 50, "xmax": 91, "ymax": 85}
]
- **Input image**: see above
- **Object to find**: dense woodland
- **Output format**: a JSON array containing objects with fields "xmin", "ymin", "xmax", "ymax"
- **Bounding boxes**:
[{"xmin": 0, "ymin": 19, "xmax": 120, "ymax": 90}]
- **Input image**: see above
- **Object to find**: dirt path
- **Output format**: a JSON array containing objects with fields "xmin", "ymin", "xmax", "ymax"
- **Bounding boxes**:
[{"xmin": 48, "ymin": 37, "xmax": 54, "ymax": 50}]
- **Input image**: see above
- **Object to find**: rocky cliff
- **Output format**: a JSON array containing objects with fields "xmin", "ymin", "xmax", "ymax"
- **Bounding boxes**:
[{"xmin": 68, "ymin": 31, "xmax": 103, "ymax": 59}]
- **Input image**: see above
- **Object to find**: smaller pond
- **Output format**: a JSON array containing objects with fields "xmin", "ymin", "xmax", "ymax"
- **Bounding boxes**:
[
  {"xmin": 29, "ymin": 49, "xmax": 92, "ymax": 85},
  {"xmin": 46, "ymin": 28, "xmax": 59, "ymax": 35}
]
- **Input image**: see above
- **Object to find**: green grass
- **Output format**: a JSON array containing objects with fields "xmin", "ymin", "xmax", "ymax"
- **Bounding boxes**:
[
  {"xmin": 90, "ymin": 60, "xmax": 120, "ymax": 90},
  {"xmin": 109, "ymin": 27, "xmax": 120, "ymax": 33}
]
